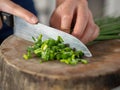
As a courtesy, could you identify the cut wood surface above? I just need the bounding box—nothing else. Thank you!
[0,35,120,90]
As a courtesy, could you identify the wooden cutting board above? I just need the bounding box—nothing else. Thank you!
[0,35,120,90]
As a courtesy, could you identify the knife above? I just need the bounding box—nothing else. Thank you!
[0,12,92,57]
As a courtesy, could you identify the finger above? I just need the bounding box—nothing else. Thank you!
[81,25,99,44]
[50,12,73,33]
[80,11,99,44]
[72,6,89,38]
[50,11,61,29]
[61,14,73,33]
[50,3,74,33]
[0,18,2,29]
[80,23,96,44]
[1,1,38,24]
[60,2,75,33]
[88,11,99,42]
[90,25,99,42]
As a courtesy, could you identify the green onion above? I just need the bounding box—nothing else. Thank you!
[95,35,120,41]
[88,17,120,45]
[23,34,87,65]
[80,59,88,64]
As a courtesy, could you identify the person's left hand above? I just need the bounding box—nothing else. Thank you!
[50,0,99,44]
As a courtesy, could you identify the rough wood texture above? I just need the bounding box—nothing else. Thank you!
[0,35,120,90]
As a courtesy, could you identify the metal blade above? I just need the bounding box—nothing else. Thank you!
[14,16,92,57]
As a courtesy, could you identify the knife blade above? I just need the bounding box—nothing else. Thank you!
[0,11,92,57]
[14,16,92,57]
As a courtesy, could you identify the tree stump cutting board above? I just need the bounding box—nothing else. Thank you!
[0,35,120,90]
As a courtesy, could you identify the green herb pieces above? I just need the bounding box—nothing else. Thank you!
[23,34,87,65]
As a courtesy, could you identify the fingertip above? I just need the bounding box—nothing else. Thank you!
[30,16,39,24]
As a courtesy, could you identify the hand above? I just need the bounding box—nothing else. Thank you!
[50,0,99,44]
[0,0,38,29]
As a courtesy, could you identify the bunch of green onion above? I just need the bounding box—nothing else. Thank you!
[23,34,88,65]
[95,17,120,40]
[88,17,120,45]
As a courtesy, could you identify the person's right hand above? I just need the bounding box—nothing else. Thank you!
[50,0,99,44]
[0,0,38,29]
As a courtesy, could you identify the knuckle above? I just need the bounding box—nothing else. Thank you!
[62,14,73,21]
[61,14,73,30]
[72,31,81,39]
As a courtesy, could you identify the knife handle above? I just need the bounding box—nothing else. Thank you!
[0,12,14,28]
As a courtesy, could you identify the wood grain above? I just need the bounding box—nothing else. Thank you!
[0,35,120,90]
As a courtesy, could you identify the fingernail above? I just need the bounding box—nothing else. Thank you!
[31,16,38,24]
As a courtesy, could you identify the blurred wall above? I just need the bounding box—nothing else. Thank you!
[33,0,105,24]
[104,0,120,17]
[88,0,120,17]
[33,0,55,25]
[88,0,105,18]
[33,0,120,24]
